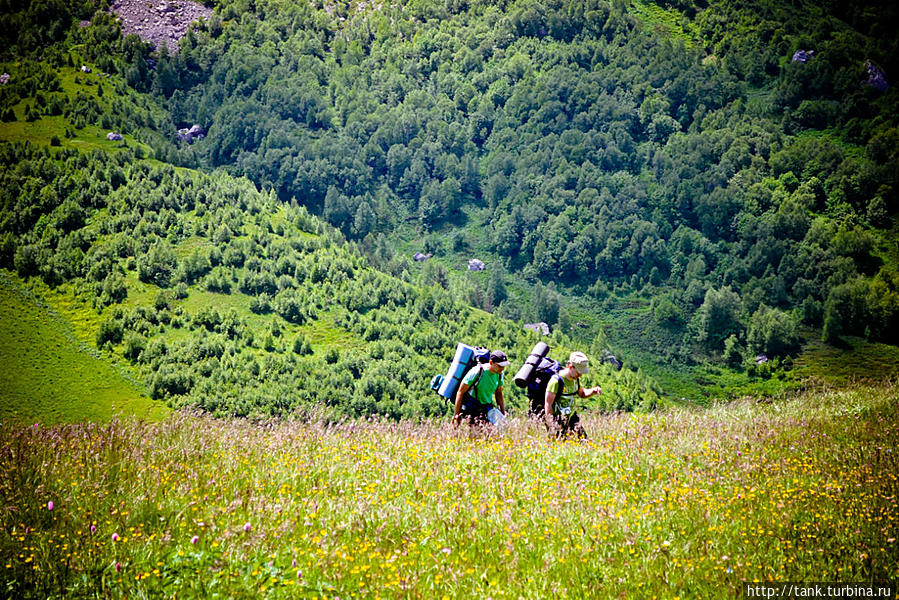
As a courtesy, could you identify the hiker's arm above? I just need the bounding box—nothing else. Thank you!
[453,382,470,427]
[578,385,601,398]
[495,385,505,415]
[544,390,556,428]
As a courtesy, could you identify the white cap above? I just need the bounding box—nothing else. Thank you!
[569,351,590,375]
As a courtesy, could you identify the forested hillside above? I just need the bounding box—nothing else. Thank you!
[0,140,660,418]
[146,0,898,359]
[2,0,898,414]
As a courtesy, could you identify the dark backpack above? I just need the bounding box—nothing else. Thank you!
[526,357,563,416]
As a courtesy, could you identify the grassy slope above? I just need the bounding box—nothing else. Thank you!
[631,0,704,50]
[0,273,168,424]
[792,336,899,385]
[0,55,369,422]
[0,58,165,424]
[1,383,896,598]
[0,55,157,156]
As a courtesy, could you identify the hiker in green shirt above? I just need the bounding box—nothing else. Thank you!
[544,351,601,439]
[452,350,509,428]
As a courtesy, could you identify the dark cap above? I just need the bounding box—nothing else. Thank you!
[490,350,510,367]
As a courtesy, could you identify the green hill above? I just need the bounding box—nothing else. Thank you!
[1,0,899,421]
[0,140,664,421]
[0,272,166,424]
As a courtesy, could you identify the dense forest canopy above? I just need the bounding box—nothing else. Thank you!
[1,0,898,414]
[157,0,899,348]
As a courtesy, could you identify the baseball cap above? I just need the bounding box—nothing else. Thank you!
[569,351,590,375]
[489,350,510,367]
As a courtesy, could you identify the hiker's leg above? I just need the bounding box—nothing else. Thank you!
[467,402,490,429]
[527,390,544,419]
[551,415,567,439]
[570,413,587,439]
[459,397,478,427]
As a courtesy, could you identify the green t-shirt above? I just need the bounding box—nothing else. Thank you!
[463,365,503,406]
[547,373,580,415]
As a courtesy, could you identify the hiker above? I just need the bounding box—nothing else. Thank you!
[452,350,509,428]
[544,351,601,439]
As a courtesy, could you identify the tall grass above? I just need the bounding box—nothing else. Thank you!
[2,384,897,598]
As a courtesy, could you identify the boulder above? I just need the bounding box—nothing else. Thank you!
[0,73,9,85]
[468,258,486,271]
[176,124,205,143]
[106,132,123,141]
[413,252,432,262]
[602,351,623,371]
[80,65,92,73]
[791,49,814,63]
[524,322,550,336]
[865,60,888,92]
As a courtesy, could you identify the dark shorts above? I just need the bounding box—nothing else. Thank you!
[548,411,587,439]
[459,396,492,425]
[526,388,545,418]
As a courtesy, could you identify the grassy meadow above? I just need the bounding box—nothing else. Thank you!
[0,274,167,425]
[2,384,897,599]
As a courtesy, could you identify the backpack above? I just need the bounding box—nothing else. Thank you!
[526,357,564,416]
[431,343,490,403]
[430,364,486,402]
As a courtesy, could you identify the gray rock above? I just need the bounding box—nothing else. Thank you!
[176,124,205,143]
[865,60,888,92]
[524,322,550,336]
[791,49,814,63]
[106,132,123,141]
[468,258,486,271]
[110,0,212,53]
[602,351,622,371]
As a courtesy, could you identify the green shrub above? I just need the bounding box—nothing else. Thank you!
[292,335,313,355]
[96,318,123,347]
[122,332,146,362]
[747,305,800,357]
